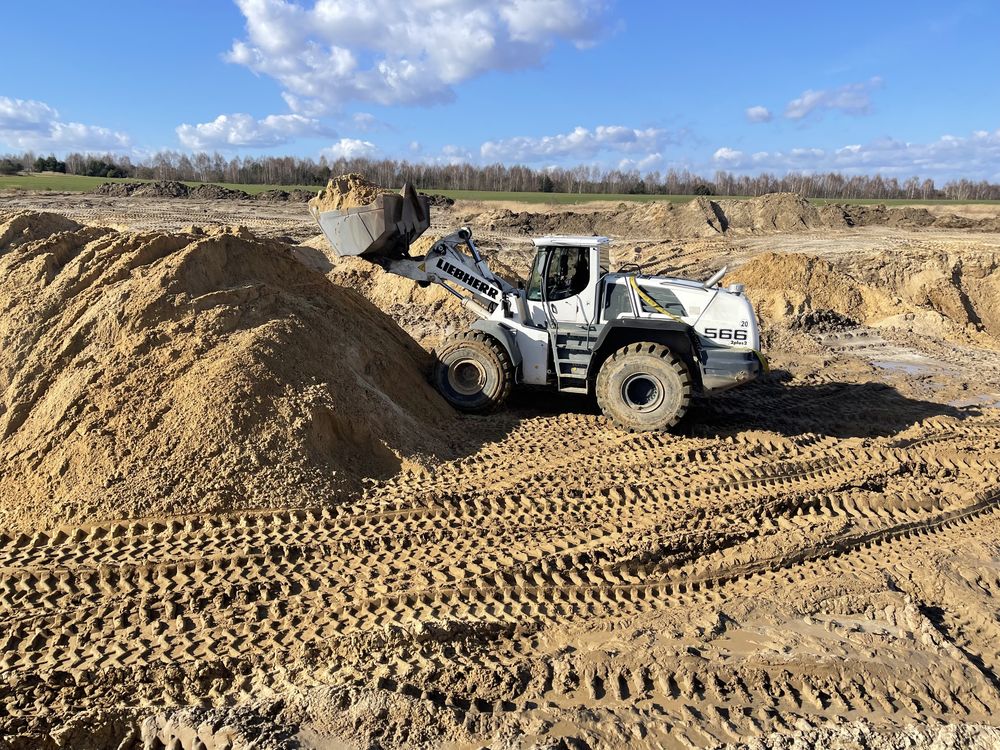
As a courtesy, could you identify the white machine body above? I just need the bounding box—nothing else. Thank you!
[313,190,765,399]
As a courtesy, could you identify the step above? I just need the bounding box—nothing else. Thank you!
[555,351,590,364]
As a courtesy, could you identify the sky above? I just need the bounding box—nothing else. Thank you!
[1,0,999,181]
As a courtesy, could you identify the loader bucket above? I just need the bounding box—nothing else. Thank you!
[310,182,431,260]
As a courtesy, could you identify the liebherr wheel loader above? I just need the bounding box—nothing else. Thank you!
[311,183,766,432]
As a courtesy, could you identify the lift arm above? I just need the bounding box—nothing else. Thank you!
[380,228,515,319]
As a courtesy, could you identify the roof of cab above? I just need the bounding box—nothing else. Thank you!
[531,235,610,248]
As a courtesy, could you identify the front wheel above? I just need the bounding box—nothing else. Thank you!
[596,342,692,432]
[432,331,513,413]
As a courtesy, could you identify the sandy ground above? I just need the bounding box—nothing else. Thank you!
[2,190,1000,749]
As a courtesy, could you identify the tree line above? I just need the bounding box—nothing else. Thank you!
[3,149,1000,201]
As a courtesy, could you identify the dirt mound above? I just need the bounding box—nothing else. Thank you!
[0,210,80,249]
[93,181,192,198]
[188,184,251,201]
[255,188,315,203]
[624,197,725,237]
[731,250,1000,344]
[473,207,599,236]
[0,212,453,531]
[309,173,392,213]
[730,253,885,329]
[717,192,826,232]
[886,206,936,227]
[295,234,472,348]
[421,193,455,208]
[462,193,853,239]
[94,182,257,201]
[462,193,997,241]
[933,213,978,229]
[92,181,141,197]
[132,181,190,198]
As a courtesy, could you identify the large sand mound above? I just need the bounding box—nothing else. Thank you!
[0,211,453,531]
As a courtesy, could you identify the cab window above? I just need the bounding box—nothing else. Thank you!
[527,247,590,302]
[526,251,547,301]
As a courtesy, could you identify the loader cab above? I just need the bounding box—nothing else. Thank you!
[525,236,610,326]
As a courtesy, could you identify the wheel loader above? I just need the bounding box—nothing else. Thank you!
[311,184,766,432]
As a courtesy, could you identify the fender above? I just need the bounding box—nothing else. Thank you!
[592,318,693,354]
[590,318,700,387]
[470,320,523,370]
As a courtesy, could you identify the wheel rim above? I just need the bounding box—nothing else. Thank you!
[448,358,487,396]
[621,373,665,413]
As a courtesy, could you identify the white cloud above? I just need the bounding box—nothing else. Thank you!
[408,143,474,166]
[349,112,384,132]
[481,125,674,163]
[711,127,1000,180]
[175,112,332,149]
[439,144,473,164]
[321,137,378,160]
[784,76,883,120]
[712,147,744,163]
[745,105,772,123]
[618,153,663,172]
[226,0,612,113]
[0,96,130,152]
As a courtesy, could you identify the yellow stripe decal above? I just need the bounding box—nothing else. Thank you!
[629,276,684,322]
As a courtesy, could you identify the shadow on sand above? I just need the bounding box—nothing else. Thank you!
[488,369,971,441]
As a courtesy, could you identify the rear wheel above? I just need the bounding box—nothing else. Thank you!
[432,331,513,413]
[596,342,691,432]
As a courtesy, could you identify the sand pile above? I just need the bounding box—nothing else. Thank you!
[0,211,453,531]
[463,193,999,240]
[0,210,80,248]
[855,250,1000,338]
[730,250,1000,344]
[465,193,837,239]
[729,253,885,328]
[623,196,725,237]
[309,173,392,213]
[295,234,472,348]
[717,192,827,232]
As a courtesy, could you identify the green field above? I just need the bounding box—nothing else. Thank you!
[0,173,322,195]
[1,173,998,205]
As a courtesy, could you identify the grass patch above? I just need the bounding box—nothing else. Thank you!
[0,173,322,195]
[2,173,999,205]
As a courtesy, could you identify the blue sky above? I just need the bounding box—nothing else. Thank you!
[1,0,999,180]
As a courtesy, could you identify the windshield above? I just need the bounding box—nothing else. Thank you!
[526,247,590,302]
[526,251,547,301]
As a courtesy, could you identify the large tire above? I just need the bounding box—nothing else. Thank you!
[432,331,513,413]
[595,342,692,432]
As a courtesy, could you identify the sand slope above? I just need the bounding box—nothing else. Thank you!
[0,212,452,530]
